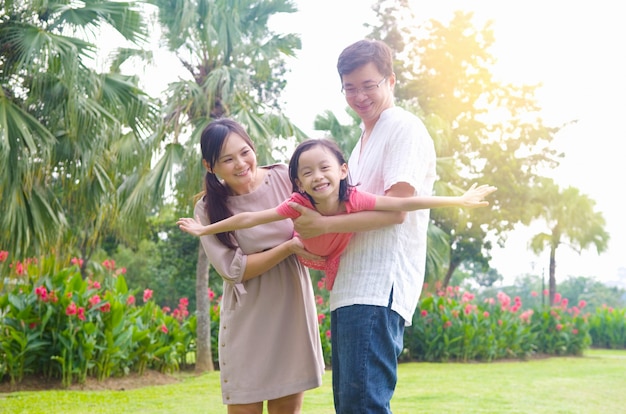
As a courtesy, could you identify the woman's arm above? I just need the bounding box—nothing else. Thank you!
[177,208,285,237]
[374,183,497,211]
[241,237,317,280]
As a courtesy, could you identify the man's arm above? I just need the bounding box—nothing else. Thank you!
[292,182,415,239]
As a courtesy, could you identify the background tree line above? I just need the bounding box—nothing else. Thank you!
[1,0,615,372]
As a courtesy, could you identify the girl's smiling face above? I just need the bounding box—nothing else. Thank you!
[295,145,348,204]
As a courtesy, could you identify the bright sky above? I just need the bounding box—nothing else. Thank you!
[270,0,626,287]
[133,1,625,287]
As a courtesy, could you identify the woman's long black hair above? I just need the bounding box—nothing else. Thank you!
[200,118,256,249]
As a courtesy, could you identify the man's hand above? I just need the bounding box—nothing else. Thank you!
[291,203,326,239]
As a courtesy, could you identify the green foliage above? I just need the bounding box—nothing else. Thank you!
[589,306,626,349]
[0,254,197,387]
[0,0,159,258]
[404,286,591,362]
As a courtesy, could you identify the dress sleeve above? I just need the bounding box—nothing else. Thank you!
[195,200,247,285]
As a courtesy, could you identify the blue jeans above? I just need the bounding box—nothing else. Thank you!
[330,295,405,413]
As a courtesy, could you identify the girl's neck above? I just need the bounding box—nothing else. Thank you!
[313,197,346,216]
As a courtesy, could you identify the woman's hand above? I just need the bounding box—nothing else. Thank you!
[288,235,325,262]
[176,216,208,237]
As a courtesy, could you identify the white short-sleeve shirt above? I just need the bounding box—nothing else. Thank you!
[329,106,437,326]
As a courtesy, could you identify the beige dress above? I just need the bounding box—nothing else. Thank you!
[196,164,325,405]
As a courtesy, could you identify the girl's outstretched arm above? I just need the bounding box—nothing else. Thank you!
[177,208,286,237]
[373,183,497,212]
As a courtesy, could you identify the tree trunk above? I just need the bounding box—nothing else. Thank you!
[548,246,557,306]
[442,261,459,289]
[194,242,214,372]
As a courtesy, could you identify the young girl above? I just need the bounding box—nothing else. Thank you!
[178,138,496,290]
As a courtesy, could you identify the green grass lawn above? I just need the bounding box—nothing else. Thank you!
[2,349,624,413]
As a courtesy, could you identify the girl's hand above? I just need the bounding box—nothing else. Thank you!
[176,216,208,237]
[460,183,498,208]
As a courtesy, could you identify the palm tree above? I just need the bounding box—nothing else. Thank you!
[144,0,306,372]
[0,0,157,265]
[529,178,610,305]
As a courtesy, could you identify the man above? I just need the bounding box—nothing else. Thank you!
[293,39,436,413]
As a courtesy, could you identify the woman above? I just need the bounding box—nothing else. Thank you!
[193,118,325,413]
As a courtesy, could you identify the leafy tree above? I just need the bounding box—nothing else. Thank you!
[557,276,626,313]
[146,0,306,372]
[0,0,158,266]
[529,178,610,305]
[362,2,562,286]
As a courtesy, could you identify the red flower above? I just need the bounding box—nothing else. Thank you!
[162,306,171,314]
[443,320,452,329]
[160,324,169,334]
[520,310,534,323]
[179,297,189,307]
[0,250,8,262]
[578,299,587,309]
[70,257,84,267]
[315,295,324,305]
[208,288,215,301]
[88,295,101,308]
[464,304,473,315]
[127,295,136,305]
[318,314,325,323]
[66,302,78,316]
[483,311,490,318]
[102,259,116,270]
[461,292,475,303]
[325,330,331,338]
[35,286,48,301]
[556,324,563,331]
[143,289,153,302]
[77,307,86,321]
[420,310,428,317]
[100,302,111,313]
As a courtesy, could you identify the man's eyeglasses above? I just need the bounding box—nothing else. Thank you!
[341,77,387,97]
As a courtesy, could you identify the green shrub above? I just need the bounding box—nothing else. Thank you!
[0,253,196,387]
[588,305,626,348]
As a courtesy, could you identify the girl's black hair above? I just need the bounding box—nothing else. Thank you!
[288,138,353,206]
[200,118,256,249]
